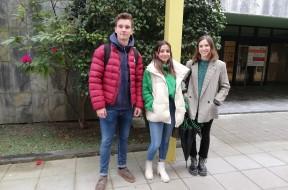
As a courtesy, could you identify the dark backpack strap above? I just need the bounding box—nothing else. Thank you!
[132,47,139,65]
[104,44,138,66]
[103,43,111,67]
[182,70,191,94]
[185,70,192,87]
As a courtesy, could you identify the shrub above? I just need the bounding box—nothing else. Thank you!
[1,0,225,127]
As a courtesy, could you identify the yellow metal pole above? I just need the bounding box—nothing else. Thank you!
[164,0,184,62]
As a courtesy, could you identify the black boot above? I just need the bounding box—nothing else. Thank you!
[198,157,207,176]
[188,157,198,176]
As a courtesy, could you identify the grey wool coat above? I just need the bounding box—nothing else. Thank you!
[185,59,230,123]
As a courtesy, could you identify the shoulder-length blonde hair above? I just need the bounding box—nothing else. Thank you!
[153,40,175,76]
[192,35,219,62]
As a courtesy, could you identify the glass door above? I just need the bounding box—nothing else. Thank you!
[235,45,268,85]
[235,45,248,84]
[223,41,236,82]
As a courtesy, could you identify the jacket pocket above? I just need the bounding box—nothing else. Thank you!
[209,100,218,116]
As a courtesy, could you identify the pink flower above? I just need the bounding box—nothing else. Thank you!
[20,54,32,64]
[51,47,58,53]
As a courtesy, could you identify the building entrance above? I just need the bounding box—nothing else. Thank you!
[222,41,268,85]
[236,45,267,85]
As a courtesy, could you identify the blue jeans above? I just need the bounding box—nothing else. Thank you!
[99,109,133,176]
[146,98,175,161]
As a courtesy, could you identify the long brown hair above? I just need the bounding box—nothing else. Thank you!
[192,35,219,62]
[153,40,175,76]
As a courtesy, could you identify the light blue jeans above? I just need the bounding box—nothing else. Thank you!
[146,98,175,161]
[99,108,133,176]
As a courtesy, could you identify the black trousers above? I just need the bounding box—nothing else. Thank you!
[190,119,213,159]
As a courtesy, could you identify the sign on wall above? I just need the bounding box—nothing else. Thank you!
[247,46,267,67]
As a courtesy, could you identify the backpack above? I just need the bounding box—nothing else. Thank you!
[103,43,139,66]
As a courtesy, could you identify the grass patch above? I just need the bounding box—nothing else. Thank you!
[0,119,149,157]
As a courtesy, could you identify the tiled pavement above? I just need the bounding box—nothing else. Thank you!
[1,112,288,190]
[219,85,288,114]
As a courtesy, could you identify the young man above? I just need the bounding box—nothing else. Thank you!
[89,13,143,190]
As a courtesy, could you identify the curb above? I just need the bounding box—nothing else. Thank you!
[219,110,288,115]
[0,142,182,165]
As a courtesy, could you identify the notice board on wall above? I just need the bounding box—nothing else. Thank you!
[247,46,267,67]
[244,46,268,86]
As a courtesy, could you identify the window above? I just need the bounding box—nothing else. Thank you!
[221,26,239,36]
[240,27,255,37]
[223,41,236,81]
[273,29,288,39]
[258,28,271,37]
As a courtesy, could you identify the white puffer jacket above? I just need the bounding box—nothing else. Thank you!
[145,60,189,127]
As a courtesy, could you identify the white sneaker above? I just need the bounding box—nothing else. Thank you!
[145,160,153,180]
[157,161,170,183]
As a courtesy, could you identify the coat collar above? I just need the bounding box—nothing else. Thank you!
[147,59,189,79]
[147,59,189,87]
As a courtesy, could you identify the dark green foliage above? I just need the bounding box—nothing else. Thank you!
[74,0,165,65]
[1,0,225,127]
[182,0,227,62]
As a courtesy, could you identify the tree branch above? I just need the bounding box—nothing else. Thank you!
[49,0,57,17]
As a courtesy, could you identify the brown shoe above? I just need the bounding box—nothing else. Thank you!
[118,168,136,183]
[95,176,108,190]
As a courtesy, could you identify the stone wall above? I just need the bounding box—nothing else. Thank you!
[0,0,94,124]
[221,0,288,18]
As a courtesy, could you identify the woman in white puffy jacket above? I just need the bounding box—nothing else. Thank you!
[142,40,189,182]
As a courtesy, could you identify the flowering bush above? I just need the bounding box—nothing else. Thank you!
[1,0,225,128]
[21,54,32,64]
[50,47,58,54]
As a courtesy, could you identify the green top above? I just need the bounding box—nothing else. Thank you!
[142,64,176,111]
[163,64,176,99]
[142,70,153,111]
[198,60,209,96]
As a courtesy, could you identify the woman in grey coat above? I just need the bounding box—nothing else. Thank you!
[186,35,230,176]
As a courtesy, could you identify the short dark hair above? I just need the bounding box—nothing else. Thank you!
[115,12,134,28]
[192,35,219,62]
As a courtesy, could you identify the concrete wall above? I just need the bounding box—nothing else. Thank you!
[0,0,93,124]
[221,0,288,18]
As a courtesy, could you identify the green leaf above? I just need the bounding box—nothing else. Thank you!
[1,37,17,45]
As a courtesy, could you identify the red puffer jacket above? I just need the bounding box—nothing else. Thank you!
[89,44,144,110]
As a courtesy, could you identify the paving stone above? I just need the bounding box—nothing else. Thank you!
[183,176,225,190]
[248,153,286,167]
[214,171,261,190]
[206,157,236,174]
[0,164,10,180]
[114,183,150,190]
[269,166,288,182]
[243,168,288,189]
[40,159,76,177]
[149,179,187,190]
[0,178,38,190]
[2,162,42,181]
[224,155,262,170]
[37,174,74,190]
[230,143,264,155]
